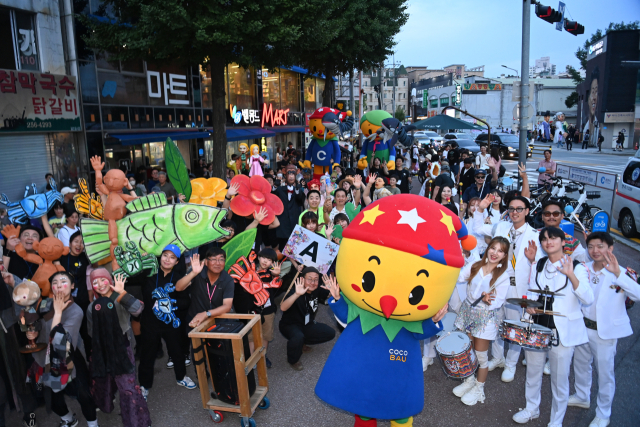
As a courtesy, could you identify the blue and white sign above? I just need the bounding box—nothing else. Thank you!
[556,1,566,31]
[569,167,598,186]
[592,211,609,232]
[556,163,618,191]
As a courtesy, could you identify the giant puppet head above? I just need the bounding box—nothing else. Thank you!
[335,194,476,322]
[308,107,352,141]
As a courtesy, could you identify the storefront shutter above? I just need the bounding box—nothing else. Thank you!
[0,134,52,201]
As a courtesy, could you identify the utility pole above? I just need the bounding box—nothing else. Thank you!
[378,63,383,110]
[518,0,531,168]
[349,69,355,131]
[392,53,396,117]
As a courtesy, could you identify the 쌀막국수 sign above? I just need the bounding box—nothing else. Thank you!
[283,225,339,275]
[0,68,81,133]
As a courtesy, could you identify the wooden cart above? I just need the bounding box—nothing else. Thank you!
[189,313,269,427]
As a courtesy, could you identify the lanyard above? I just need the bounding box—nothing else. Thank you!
[207,281,217,305]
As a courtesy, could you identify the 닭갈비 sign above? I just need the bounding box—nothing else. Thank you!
[283,225,339,274]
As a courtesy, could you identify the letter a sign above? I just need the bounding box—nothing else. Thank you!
[282,225,340,274]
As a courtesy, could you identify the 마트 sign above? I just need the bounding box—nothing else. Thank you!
[147,71,189,105]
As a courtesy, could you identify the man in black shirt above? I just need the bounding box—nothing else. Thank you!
[394,157,411,194]
[458,157,476,197]
[2,225,42,281]
[139,244,196,400]
[179,248,234,328]
[432,164,455,201]
[279,267,335,371]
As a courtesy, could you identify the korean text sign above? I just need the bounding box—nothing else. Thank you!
[0,68,81,133]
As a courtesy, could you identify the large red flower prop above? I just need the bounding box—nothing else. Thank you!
[229,175,283,225]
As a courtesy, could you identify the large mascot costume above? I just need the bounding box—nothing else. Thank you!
[358,110,394,170]
[301,107,354,180]
[315,195,476,427]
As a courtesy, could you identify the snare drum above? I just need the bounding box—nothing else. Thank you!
[499,320,553,350]
[435,331,477,379]
[436,312,458,337]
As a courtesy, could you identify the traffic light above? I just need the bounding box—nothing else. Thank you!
[373,85,380,94]
[564,20,585,36]
[535,4,562,24]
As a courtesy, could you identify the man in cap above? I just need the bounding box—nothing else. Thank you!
[60,186,77,214]
[461,166,498,204]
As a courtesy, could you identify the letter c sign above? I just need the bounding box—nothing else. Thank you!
[317,150,327,161]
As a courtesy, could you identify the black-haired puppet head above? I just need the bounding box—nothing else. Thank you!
[91,297,135,378]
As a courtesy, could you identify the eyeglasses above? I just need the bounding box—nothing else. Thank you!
[508,207,526,213]
[305,278,319,283]
[475,176,486,180]
[206,258,225,264]
[542,211,562,218]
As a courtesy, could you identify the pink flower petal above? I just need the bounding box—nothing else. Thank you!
[250,175,271,195]
[264,193,284,215]
[230,195,255,217]
[231,174,251,197]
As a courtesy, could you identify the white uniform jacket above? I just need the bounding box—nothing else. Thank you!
[472,211,544,297]
[581,262,640,340]
[521,260,594,347]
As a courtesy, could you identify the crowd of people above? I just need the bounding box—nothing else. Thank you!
[1,136,638,427]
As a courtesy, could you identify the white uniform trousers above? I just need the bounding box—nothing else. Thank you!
[491,297,523,367]
[524,342,575,425]
[573,328,617,419]
[424,335,438,358]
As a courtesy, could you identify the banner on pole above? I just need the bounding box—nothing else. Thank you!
[282,225,339,274]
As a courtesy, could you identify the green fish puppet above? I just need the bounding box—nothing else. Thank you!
[81,193,229,263]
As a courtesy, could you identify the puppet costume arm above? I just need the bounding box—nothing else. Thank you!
[328,296,348,324]
[15,243,43,265]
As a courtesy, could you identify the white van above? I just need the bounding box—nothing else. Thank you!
[613,150,640,237]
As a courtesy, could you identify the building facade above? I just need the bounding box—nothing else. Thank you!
[0,0,87,201]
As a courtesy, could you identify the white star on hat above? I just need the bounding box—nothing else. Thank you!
[397,208,426,231]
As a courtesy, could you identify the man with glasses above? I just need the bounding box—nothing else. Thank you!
[539,199,587,262]
[461,166,499,204]
[473,195,544,383]
[279,267,335,371]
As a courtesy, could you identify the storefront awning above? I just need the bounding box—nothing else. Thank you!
[226,128,276,142]
[267,126,305,133]
[107,131,211,145]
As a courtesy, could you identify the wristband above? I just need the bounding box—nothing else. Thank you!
[225,195,232,200]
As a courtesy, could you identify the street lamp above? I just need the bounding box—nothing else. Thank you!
[501,65,519,77]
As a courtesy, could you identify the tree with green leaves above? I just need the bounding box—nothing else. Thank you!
[394,106,405,123]
[80,0,325,179]
[565,21,639,108]
[295,0,408,107]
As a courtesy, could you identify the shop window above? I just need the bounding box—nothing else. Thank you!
[130,107,154,129]
[0,7,39,70]
[84,105,101,131]
[280,69,300,111]
[98,72,147,105]
[304,76,317,113]
[228,64,256,110]
[79,61,99,103]
[194,110,204,127]
[316,78,325,109]
[200,65,212,108]
[262,68,280,108]
[203,109,213,127]
[102,106,129,130]
[175,108,194,127]
[148,142,165,167]
[48,133,81,187]
[86,131,105,162]
[192,76,201,108]
[154,107,175,128]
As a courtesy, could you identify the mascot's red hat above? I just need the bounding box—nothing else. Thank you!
[309,107,348,122]
[343,194,476,268]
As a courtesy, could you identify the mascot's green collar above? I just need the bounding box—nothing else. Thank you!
[313,137,336,147]
[343,293,424,342]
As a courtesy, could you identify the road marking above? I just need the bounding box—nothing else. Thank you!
[611,228,640,244]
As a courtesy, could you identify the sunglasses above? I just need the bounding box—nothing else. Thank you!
[542,211,562,218]
[508,207,526,213]
[476,176,486,180]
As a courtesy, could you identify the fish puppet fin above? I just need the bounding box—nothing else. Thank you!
[126,193,167,213]
[80,218,110,263]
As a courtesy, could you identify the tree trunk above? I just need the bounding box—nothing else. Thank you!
[322,63,334,107]
[210,56,228,179]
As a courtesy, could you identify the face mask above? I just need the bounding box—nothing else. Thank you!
[130,180,136,186]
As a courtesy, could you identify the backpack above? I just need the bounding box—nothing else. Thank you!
[598,134,604,143]
[499,164,506,178]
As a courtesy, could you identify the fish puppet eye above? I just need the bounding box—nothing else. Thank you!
[408,286,425,305]
[361,271,375,292]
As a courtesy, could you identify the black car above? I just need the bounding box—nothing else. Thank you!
[446,139,481,155]
[474,133,532,159]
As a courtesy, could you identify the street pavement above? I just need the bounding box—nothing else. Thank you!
[6,168,640,427]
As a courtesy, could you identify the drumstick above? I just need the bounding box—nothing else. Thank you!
[470,284,498,307]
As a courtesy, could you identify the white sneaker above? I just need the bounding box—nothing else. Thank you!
[453,376,476,397]
[543,360,551,375]
[461,383,485,406]
[422,356,433,372]
[588,417,610,427]
[177,376,197,390]
[512,408,540,424]
[487,358,505,371]
[567,394,590,409]
[140,386,149,401]
[501,365,516,382]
